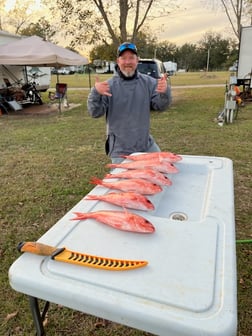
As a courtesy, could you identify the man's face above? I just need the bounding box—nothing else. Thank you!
[117,50,139,77]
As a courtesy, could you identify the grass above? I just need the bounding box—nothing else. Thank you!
[0,72,251,335]
[49,71,230,89]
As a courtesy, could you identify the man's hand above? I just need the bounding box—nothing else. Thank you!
[156,75,168,93]
[95,76,112,96]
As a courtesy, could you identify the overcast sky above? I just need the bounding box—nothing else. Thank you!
[154,0,232,45]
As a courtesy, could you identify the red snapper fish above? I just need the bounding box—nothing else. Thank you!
[71,210,155,233]
[84,191,155,211]
[90,177,162,195]
[104,168,172,186]
[106,159,179,174]
[122,152,182,162]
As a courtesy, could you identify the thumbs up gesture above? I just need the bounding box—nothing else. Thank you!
[94,76,112,96]
[156,74,168,93]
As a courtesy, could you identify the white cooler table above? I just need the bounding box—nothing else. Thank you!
[9,155,237,336]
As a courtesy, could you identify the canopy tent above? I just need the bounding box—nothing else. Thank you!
[0,36,89,112]
[0,35,88,67]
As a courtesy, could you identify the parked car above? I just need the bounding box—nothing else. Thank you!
[137,59,167,79]
[51,67,75,75]
[57,67,71,75]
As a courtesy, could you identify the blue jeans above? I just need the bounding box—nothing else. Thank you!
[111,140,161,164]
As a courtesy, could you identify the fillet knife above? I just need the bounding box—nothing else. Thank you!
[18,242,148,271]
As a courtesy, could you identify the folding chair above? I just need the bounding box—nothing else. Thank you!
[48,83,69,111]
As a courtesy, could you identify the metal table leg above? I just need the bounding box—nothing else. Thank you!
[29,296,50,336]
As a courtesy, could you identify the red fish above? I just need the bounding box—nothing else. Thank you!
[107,159,178,174]
[84,192,155,211]
[104,168,172,186]
[90,177,162,195]
[122,152,182,162]
[71,210,155,233]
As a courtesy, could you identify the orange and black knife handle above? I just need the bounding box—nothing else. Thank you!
[18,241,64,258]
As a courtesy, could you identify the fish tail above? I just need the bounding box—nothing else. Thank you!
[84,195,100,200]
[104,173,113,179]
[71,212,90,220]
[90,177,103,185]
[106,163,115,168]
[122,207,130,214]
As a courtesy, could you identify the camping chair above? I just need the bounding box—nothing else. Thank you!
[48,83,69,110]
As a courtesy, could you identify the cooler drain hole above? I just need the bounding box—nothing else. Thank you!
[170,212,188,221]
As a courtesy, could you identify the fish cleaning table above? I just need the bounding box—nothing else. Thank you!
[9,155,237,336]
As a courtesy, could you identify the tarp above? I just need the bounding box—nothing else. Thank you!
[0,35,88,67]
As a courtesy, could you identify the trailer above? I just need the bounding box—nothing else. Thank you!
[163,61,177,75]
[236,26,252,101]
[93,60,115,74]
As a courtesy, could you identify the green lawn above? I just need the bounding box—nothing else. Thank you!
[49,70,230,89]
[0,72,251,335]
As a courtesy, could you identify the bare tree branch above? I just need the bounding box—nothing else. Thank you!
[92,0,119,44]
[220,0,252,40]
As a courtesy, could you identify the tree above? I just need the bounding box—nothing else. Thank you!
[20,18,57,41]
[219,0,252,40]
[0,0,50,35]
[50,0,179,49]
[89,31,157,61]
[154,41,177,61]
[174,43,199,71]
[198,32,233,70]
[0,0,5,31]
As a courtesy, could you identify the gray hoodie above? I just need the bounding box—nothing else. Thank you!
[87,71,171,158]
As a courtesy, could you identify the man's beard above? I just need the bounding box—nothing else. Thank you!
[120,69,135,77]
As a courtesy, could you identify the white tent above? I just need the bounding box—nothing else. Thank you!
[0,35,88,67]
[0,36,89,112]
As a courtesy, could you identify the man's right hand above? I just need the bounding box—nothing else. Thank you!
[95,76,112,96]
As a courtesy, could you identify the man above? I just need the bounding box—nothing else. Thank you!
[87,42,172,163]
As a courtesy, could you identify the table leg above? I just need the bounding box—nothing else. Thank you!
[29,296,50,336]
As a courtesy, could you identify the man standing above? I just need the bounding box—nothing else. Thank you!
[87,42,172,163]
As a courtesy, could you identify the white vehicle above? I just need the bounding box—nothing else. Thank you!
[163,61,177,75]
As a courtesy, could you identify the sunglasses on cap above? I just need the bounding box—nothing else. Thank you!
[117,42,138,56]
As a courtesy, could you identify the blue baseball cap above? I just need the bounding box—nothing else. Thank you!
[117,42,138,57]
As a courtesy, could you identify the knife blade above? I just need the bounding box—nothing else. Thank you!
[18,242,148,271]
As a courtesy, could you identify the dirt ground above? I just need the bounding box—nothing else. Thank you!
[1,102,80,116]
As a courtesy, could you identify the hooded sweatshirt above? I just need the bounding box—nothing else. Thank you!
[87,70,171,158]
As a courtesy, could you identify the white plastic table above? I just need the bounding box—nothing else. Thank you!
[9,155,237,336]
